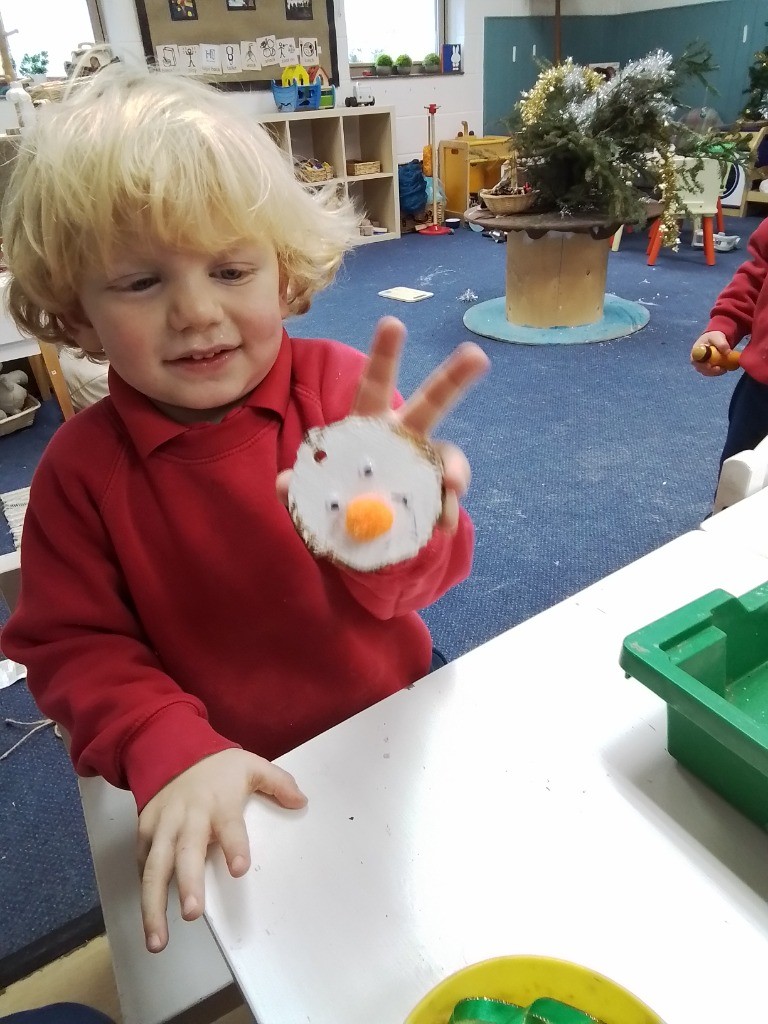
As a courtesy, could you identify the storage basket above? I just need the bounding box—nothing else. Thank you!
[0,395,40,437]
[297,162,335,183]
[346,159,381,176]
[479,188,537,215]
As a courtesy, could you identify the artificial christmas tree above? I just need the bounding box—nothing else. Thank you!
[741,45,768,122]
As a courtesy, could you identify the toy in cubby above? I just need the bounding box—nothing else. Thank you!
[271,64,321,112]
[0,364,30,420]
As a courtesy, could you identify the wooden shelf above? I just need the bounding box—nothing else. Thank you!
[258,106,400,244]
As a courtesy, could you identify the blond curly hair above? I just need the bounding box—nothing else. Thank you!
[1,64,360,350]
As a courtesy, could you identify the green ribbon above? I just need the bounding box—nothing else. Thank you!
[449,996,600,1024]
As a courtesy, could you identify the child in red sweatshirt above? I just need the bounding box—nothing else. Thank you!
[0,66,488,954]
[690,216,768,466]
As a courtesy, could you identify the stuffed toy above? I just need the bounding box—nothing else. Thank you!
[0,364,30,420]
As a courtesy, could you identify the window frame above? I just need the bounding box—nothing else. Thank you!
[346,0,444,75]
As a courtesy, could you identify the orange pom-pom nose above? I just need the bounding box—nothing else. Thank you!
[345,493,394,542]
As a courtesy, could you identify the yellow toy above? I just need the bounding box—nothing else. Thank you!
[281,64,309,86]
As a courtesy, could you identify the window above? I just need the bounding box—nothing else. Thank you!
[0,0,102,79]
[345,0,441,64]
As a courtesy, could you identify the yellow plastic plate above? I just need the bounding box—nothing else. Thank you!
[404,956,665,1024]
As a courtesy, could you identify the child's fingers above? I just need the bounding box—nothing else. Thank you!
[438,488,460,533]
[139,831,176,952]
[435,441,471,497]
[351,316,406,418]
[276,469,292,507]
[398,343,489,437]
[251,758,308,809]
[173,811,212,921]
[214,811,252,878]
[434,443,471,533]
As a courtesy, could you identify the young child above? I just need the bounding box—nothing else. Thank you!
[0,66,488,954]
[690,216,768,467]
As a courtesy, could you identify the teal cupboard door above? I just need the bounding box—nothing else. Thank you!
[484,16,553,136]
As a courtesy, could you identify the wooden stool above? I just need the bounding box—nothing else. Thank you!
[24,342,76,421]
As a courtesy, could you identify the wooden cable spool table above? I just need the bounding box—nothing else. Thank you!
[463,202,661,344]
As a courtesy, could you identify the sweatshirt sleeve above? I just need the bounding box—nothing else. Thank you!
[307,340,476,618]
[334,509,474,620]
[706,218,768,345]
[0,449,238,811]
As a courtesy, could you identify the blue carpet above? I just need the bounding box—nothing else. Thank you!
[0,216,759,984]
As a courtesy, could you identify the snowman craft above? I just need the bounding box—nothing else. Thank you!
[288,417,443,572]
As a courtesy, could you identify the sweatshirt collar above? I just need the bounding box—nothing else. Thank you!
[108,328,292,458]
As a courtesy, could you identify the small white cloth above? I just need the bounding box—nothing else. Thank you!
[0,485,29,549]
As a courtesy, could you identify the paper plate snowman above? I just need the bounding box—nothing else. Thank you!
[288,416,444,572]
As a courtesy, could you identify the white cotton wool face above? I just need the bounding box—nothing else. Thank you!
[288,416,443,572]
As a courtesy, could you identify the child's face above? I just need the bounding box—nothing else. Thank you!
[67,237,288,423]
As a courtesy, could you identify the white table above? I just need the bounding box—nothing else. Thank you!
[200,530,768,1024]
[700,484,768,558]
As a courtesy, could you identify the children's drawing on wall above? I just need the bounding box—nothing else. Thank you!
[201,44,223,73]
[222,43,243,71]
[226,0,257,8]
[241,41,261,70]
[180,44,201,71]
[258,35,278,65]
[286,0,313,20]
[277,37,299,65]
[158,45,179,68]
[299,37,318,63]
[168,0,198,20]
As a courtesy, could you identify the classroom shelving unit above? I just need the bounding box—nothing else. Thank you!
[258,105,401,244]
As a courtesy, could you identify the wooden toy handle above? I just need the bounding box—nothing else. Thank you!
[691,343,741,370]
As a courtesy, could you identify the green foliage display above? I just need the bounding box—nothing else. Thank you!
[423,52,440,69]
[19,51,49,77]
[374,53,393,68]
[507,44,723,245]
[741,45,768,121]
[395,54,412,68]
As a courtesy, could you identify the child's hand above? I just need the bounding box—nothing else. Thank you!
[137,748,306,953]
[278,317,490,532]
[691,331,730,376]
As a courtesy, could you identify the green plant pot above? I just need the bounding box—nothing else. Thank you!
[375,65,392,76]
[396,66,412,75]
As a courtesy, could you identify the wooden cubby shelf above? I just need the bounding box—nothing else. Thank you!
[259,106,401,244]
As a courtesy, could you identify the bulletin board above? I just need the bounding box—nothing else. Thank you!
[133,0,339,89]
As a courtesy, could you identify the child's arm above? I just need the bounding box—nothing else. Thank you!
[3,458,307,953]
[138,748,305,953]
[690,330,731,377]
[705,218,768,346]
[279,318,489,617]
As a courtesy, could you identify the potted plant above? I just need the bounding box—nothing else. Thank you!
[507,44,721,247]
[374,53,393,77]
[422,52,440,74]
[19,51,49,82]
[395,54,412,76]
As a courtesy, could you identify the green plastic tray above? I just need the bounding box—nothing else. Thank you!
[620,581,768,830]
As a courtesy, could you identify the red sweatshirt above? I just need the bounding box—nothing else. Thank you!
[1,332,474,810]
[707,215,768,384]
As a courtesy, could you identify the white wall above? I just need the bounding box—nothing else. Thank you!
[79,0,725,161]
[614,0,722,9]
